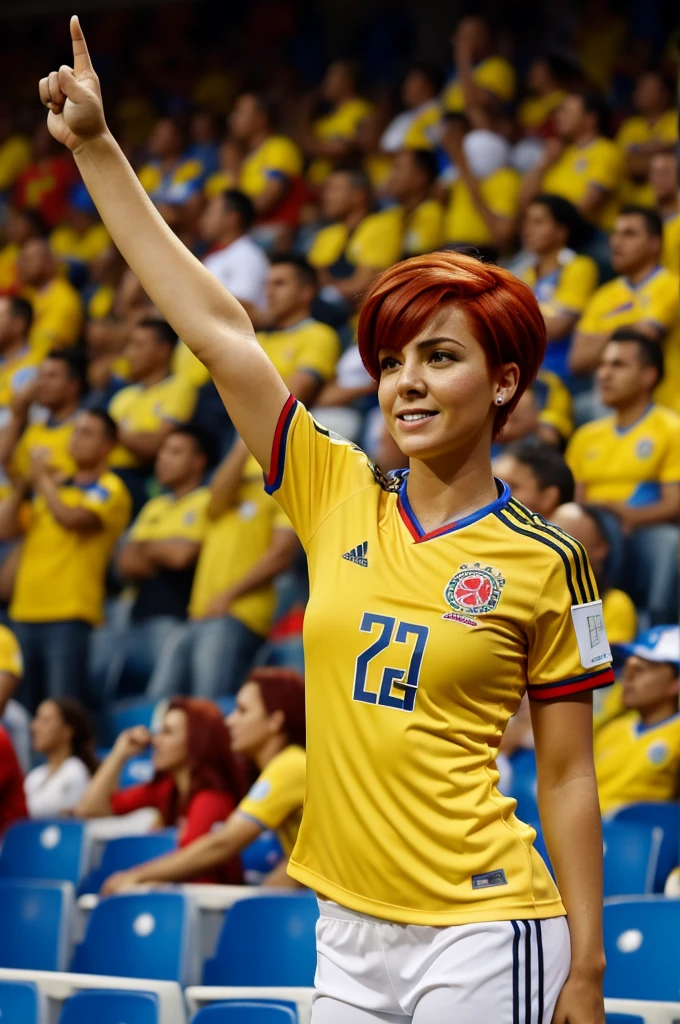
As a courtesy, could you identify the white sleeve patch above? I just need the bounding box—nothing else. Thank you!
[570,600,613,669]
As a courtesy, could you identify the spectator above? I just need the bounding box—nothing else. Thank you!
[0,207,46,297]
[383,149,444,257]
[199,189,269,318]
[0,297,40,419]
[0,109,30,194]
[49,183,111,271]
[594,625,680,814]
[147,439,299,699]
[112,426,212,690]
[24,698,98,817]
[77,697,245,885]
[14,123,77,229]
[380,63,443,153]
[567,330,680,623]
[0,723,27,835]
[228,93,304,227]
[518,195,598,381]
[569,207,679,376]
[616,71,677,207]
[137,116,205,208]
[441,120,520,259]
[2,410,131,709]
[2,348,85,485]
[18,237,83,355]
[518,54,578,137]
[442,16,516,113]
[494,370,573,450]
[257,256,340,406]
[521,90,623,231]
[493,440,575,519]
[108,319,196,513]
[101,668,306,893]
[308,169,402,306]
[649,148,679,274]
[303,60,372,186]
[549,503,637,644]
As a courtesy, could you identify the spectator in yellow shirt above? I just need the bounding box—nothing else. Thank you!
[302,60,372,186]
[649,149,680,274]
[442,16,516,113]
[383,149,444,258]
[108,319,197,514]
[18,238,83,356]
[137,116,205,208]
[569,207,679,377]
[594,626,680,815]
[308,168,402,307]
[0,298,41,420]
[521,91,623,232]
[616,71,677,207]
[0,410,130,709]
[518,54,577,136]
[49,183,111,272]
[0,208,46,298]
[380,64,443,153]
[147,439,299,699]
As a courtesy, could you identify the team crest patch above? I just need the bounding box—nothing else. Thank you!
[444,563,506,617]
[647,741,669,766]
[636,439,654,458]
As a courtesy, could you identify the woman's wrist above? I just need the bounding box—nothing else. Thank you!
[569,953,606,979]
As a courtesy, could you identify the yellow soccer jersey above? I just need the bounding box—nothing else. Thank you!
[129,487,210,543]
[0,135,30,192]
[108,376,197,469]
[309,99,373,186]
[616,111,678,153]
[240,136,303,199]
[50,223,111,265]
[518,90,566,131]
[24,279,83,357]
[522,253,599,319]
[655,322,680,415]
[11,471,131,625]
[138,158,205,203]
[257,318,340,386]
[204,170,236,200]
[308,210,403,272]
[445,167,520,247]
[238,745,306,858]
[188,470,293,636]
[595,710,680,814]
[264,397,614,925]
[602,588,637,645]
[0,243,19,296]
[662,213,680,275]
[0,624,23,679]
[402,199,445,257]
[11,417,76,483]
[0,348,40,411]
[567,404,680,505]
[543,139,623,231]
[443,56,516,112]
[534,369,573,440]
[576,266,679,338]
[403,103,441,150]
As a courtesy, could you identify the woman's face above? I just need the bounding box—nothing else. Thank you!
[522,203,565,255]
[227,681,275,756]
[31,701,71,755]
[377,305,518,463]
[152,709,189,773]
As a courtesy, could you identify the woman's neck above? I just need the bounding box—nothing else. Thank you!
[47,744,72,774]
[172,765,191,804]
[536,248,561,279]
[252,735,287,773]
[405,439,498,534]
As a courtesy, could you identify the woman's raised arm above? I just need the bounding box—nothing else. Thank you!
[39,17,288,472]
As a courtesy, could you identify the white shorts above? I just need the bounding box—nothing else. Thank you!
[312,900,571,1023]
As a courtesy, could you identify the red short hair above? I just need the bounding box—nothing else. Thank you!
[247,667,306,749]
[357,250,547,434]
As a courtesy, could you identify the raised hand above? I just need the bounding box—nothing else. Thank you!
[38,16,107,152]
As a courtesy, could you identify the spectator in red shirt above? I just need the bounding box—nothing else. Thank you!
[14,123,78,229]
[0,724,28,835]
[76,697,245,883]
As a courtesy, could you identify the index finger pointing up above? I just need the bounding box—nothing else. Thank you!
[70,15,93,73]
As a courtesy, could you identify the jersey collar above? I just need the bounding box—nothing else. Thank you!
[634,710,680,736]
[624,265,662,291]
[397,474,511,542]
[614,403,654,436]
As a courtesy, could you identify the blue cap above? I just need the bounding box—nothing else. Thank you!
[613,625,680,667]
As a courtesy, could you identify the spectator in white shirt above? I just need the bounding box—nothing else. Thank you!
[380,63,443,153]
[198,189,269,318]
[25,698,99,817]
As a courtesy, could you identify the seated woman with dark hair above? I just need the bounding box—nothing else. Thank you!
[76,697,245,884]
[101,668,306,893]
[25,698,99,817]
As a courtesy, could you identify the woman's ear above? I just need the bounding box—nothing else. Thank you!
[269,709,286,735]
[498,362,521,403]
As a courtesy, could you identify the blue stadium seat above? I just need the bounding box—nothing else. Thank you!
[119,755,155,790]
[241,831,283,884]
[0,878,73,971]
[214,697,235,717]
[78,832,178,895]
[202,894,318,986]
[508,749,538,825]
[0,819,88,885]
[107,699,159,742]
[605,1016,645,1024]
[0,979,41,1024]
[59,989,159,1024]
[611,802,680,892]
[603,896,680,1000]
[192,1004,296,1023]
[603,822,662,897]
[71,892,193,983]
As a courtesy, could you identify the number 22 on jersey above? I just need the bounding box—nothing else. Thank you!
[353,612,430,712]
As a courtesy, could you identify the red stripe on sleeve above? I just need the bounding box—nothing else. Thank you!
[265,394,296,489]
[528,666,616,701]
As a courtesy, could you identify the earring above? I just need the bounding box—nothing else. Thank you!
[496,395,504,405]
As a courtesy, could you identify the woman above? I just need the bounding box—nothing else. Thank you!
[42,25,609,1023]
[101,667,306,894]
[76,697,245,884]
[520,194,599,381]
[25,698,98,817]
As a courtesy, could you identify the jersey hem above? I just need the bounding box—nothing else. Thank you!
[287,860,566,925]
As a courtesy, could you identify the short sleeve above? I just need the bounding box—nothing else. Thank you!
[659,420,680,483]
[352,214,403,269]
[644,279,680,332]
[588,144,623,192]
[296,324,341,381]
[158,379,197,424]
[576,288,608,335]
[565,428,586,482]
[554,257,599,314]
[80,476,132,532]
[110,781,163,817]
[0,626,23,678]
[486,171,521,218]
[180,790,236,847]
[238,747,306,832]
[263,137,303,180]
[526,553,615,701]
[264,397,378,547]
[475,57,516,102]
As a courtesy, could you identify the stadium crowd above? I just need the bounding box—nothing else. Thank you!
[0,0,678,890]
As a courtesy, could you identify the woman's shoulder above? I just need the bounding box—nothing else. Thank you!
[60,756,93,782]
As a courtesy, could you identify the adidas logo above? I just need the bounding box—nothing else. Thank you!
[342,541,368,567]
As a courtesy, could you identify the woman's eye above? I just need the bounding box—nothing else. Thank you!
[380,356,399,371]
[431,350,455,364]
